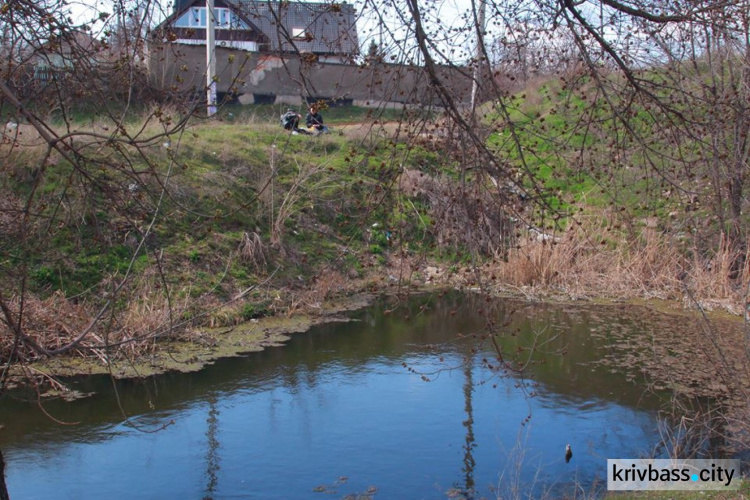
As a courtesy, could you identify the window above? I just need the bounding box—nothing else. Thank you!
[217,8,230,28]
[173,11,190,28]
[172,8,206,28]
[292,28,308,41]
[173,6,246,29]
[191,7,206,27]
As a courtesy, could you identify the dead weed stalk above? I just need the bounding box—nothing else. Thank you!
[239,231,267,270]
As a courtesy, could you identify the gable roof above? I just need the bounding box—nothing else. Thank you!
[34,30,104,69]
[231,1,358,55]
[161,0,359,56]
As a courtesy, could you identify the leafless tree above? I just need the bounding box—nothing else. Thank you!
[0,0,195,373]
[2,1,750,486]
[355,0,750,453]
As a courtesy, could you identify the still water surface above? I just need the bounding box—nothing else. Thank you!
[2,293,674,499]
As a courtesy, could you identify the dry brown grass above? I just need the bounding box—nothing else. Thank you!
[0,123,46,148]
[337,119,404,142]
[284,269,347,316]
[0,191,26,240]
[683,233,748,314]
[116,278,195,353]
[0,291,94,361]
[492,218,746,313]
[0,273,198,364]
[207,300,252,328]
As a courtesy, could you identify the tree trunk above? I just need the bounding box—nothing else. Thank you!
[0,449,10,500]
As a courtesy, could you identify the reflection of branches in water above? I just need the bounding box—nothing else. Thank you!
[410,297,566,380]
[204,395,220,500]
[614,280,750,457]
[402,302,563,399]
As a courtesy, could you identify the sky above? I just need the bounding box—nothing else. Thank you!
[64,0,483,59]
[61,0,625,67]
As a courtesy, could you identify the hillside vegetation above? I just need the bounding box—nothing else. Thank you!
[480,67,748,308]
[0,72,747,369]
[0,104,465,364]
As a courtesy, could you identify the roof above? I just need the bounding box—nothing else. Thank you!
[163,0,359,56]
[232,1,358,55]
[34,30,104,68]
[39,31,101,55]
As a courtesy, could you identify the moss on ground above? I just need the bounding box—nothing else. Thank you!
[604,479,750,499]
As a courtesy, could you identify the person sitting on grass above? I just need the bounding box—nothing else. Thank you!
[280,109,311,135]
[305,105,329,135]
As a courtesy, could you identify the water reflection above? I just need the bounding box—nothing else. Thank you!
[461,358,476,498]
[204,395,220,499]
[0,292,702,499]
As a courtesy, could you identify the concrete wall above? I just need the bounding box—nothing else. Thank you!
[148,43,474,108]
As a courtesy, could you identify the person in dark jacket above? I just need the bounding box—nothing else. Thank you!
[280,109,310,135]
[305,105,329,134]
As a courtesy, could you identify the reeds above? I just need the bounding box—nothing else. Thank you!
[493,217,746,313]
[0,275,195,364]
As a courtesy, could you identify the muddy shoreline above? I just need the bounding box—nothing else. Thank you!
[20,292,383,382]
[13,282,746,388]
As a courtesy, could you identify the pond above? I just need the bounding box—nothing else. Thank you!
[0,292,703,499]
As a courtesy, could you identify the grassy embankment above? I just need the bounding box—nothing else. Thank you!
[482,73,747,312]
[480,73,750,442]
[0,103,459,372]
[1,75,747,375]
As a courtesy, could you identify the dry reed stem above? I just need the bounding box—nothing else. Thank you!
[239,231,267,270]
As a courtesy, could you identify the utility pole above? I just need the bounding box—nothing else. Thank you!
[470,0,486,117]
[206,0,217,117]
